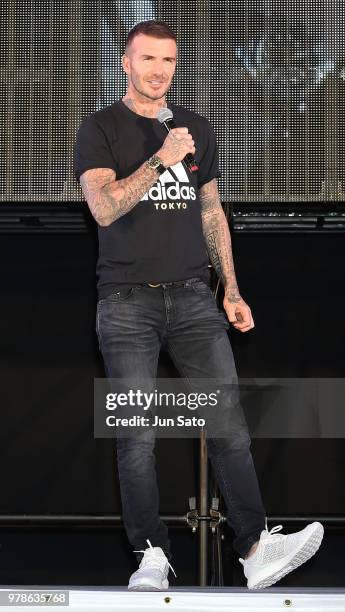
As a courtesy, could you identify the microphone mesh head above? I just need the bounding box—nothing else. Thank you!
[157,107,173,123]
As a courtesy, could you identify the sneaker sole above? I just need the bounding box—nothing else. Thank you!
[128,585,167,591]
[248,522,324,590]
[128,579,169,591]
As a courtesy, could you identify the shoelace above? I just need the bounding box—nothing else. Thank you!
[265,524,286,540]
[134,539,177,578]
[238,524,287,564]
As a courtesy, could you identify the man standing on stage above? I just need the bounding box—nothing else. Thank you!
[74,20,323,591]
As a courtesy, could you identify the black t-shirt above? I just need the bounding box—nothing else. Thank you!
[74,100,221,299]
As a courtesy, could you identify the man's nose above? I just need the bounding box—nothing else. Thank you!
[150,60,166,73]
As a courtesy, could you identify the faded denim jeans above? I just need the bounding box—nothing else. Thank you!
[96,277,266,562]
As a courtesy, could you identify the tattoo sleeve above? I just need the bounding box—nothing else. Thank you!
[79,162,161,226]
[199,179,242,303]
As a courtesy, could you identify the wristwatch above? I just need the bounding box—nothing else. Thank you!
[146,154,166,175]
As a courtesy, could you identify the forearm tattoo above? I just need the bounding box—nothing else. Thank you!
[80,163,160,226]
[199,179,241,303]
[101,164,160,224]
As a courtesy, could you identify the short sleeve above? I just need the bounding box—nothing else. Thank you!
[73,116,118,184]
[197,120,222,189]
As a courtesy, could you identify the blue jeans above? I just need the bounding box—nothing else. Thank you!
[96,277,266,562]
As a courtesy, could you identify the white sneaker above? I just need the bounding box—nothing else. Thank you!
[128,539,177,591]
[239,521,324,590]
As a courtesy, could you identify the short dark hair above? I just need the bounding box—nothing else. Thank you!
[125,20,177,53]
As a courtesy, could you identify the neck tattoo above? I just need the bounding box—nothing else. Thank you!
[122,96,167,118]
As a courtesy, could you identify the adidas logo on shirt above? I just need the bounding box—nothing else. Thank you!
[141,162,196,210]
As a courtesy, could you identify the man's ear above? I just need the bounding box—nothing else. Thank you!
[121,54,130,75]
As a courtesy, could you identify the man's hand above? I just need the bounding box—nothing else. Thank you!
[157,127,195,167]
[223,294,255,333]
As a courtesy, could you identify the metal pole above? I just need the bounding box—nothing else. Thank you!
[198,429,209,585]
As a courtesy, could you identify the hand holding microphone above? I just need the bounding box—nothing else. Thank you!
[156,108,199,173]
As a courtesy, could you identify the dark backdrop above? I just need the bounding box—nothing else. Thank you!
[1,227,344,517]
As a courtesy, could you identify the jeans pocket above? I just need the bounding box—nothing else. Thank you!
[98,285,142,305]
[190,280,213,296]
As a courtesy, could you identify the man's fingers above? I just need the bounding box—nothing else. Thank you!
[234,321,254,331]
[170,133,193,146]
[236,312,250,326]
[171,127,189,134]
[234,317,255,331]
[224,301,254,331]
[233,310,254,331]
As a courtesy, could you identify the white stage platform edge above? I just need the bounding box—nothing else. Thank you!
[0,587,345,611]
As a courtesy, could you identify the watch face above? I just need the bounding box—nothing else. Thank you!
[150,156,160,168]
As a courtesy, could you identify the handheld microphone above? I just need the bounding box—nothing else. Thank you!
[157,108,199,174]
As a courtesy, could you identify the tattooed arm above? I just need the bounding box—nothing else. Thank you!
[79,113,195,227]
[79,164,161,227]
[199,178,240,300]
[199,178,254,331]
